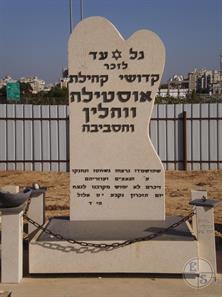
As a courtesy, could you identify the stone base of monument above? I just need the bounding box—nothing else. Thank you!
[29,216,198,274]
[28,191,220,277]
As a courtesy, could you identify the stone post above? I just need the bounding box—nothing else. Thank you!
[1,210,23,283]
[190,190,221,278]
[27,191,45,235]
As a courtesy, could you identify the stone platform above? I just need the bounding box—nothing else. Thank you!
[29,216,198,274]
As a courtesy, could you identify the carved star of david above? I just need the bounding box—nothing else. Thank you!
[112,49,122,60]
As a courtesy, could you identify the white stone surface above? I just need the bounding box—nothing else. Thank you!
[191,190,207,237]
[30,222,197,274]
[1,211,23,283]
[27,193,45,234]
[191,190,217,276]
[1,277,221,297]
[68,17,165,221]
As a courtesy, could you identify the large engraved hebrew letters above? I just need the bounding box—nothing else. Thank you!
[69,17,166,220]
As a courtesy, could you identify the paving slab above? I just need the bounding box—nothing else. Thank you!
[38,216,194,241]
[0,276,221,297]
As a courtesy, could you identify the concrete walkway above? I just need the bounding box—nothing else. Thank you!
[0,275,222,297]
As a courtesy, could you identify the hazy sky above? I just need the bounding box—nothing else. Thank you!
[0,0,222,83]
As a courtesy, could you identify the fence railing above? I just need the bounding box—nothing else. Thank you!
[150,103,222,170]
[0,103,221,171]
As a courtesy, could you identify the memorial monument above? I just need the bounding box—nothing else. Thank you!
[27,18,218,276]
[69,16,165,221]
[7,16,217,280]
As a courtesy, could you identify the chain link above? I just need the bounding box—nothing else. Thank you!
[23,198,195,249]
[23,197,31,216]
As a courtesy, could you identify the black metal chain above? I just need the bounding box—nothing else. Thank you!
[23,197,31,216]
[23,198,195,249]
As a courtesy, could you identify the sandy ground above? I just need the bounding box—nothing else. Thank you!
[0,170,222,241]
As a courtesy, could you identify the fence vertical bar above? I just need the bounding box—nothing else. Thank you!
[183,111,187,170]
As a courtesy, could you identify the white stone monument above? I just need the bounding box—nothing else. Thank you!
[69,16,165,221]
[28,17,219,278]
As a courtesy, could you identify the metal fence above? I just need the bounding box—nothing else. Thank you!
[150,103,222,170]
[0,105,69,171]
[0,103,221,171]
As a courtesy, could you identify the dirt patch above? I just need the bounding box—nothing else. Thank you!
[165,170,222,225]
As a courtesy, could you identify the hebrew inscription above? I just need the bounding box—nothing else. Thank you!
[69,17,165,220]
[69,68,158,133]
[71,168,163,206]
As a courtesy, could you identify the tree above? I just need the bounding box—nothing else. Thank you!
[32,86,69,105]
[0,86,6,103]
[20,82,33,96]
[0,85,6,97]
[47,86,68,100]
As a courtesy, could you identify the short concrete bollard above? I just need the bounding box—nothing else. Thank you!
[0,185,37,283]
[1,210,23,283]
[190,190,221,278]
[0,185,46,283]
[0,185,23,284]
[27,189,46,235]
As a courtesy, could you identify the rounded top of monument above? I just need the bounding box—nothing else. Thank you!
[69,16,165,55]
